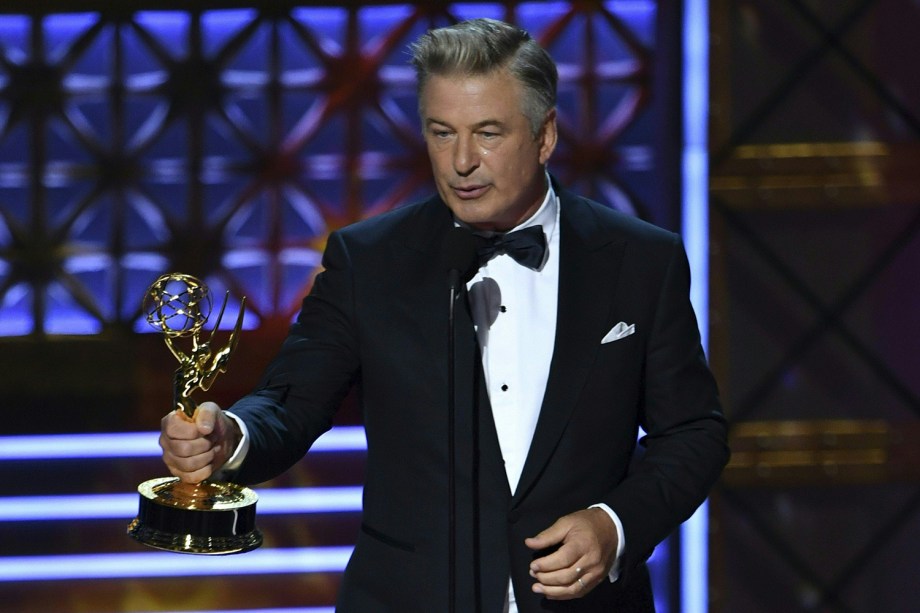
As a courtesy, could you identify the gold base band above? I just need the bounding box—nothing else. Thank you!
[127,517,262,555]
[128,477,262,555]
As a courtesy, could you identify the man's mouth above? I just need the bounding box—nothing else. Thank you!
[452,184,489,200]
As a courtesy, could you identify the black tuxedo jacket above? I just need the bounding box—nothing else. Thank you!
[229,183,729,612]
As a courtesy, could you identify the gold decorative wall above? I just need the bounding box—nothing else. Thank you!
[709,1,920,610]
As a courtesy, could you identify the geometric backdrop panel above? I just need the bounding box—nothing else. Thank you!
[0,1,664,337]
[709,0,920,610]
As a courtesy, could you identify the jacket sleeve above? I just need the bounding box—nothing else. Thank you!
[228,230,361,485]
[603,235,730,574]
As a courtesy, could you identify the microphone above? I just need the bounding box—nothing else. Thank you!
[443,227,479,292]
[440,226,478,613]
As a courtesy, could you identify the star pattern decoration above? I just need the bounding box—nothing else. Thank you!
[0,2,659,337]
[0,19,100,332]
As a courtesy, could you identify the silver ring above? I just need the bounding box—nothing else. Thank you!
[577,578,586,590]
[575,566,582,575]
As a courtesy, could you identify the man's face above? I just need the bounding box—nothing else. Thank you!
[420,69,557,232]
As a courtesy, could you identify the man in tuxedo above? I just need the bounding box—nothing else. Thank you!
[159,18,729,612]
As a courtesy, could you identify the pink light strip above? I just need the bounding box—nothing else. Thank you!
[0,426,366,460]
[0,547,353,582]
[0,486,363,522]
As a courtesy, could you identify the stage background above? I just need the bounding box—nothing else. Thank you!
[1,1,918,612]
[708,1,920,612]
[0,2,684,612]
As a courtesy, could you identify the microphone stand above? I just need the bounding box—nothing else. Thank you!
[447,269,460,613]
[443,227,478,613]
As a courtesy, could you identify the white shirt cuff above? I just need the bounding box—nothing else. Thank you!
[589,502,625,583]
[217,411,250,475]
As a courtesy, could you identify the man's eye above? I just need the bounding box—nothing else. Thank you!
[480,132,499,139]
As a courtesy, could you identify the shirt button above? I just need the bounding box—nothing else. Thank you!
[501,384,509,391]
[500,305,507,313]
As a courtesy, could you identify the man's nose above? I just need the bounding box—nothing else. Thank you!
[452,135,480,176]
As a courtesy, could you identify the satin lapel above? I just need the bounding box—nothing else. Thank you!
[395,197,499,420]
[394,197,460,387]
[511,192,627,506]
[398,195,511,501]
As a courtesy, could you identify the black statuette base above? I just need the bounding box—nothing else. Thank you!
[128,477,262,555]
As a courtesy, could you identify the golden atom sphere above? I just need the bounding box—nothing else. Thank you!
[143,273,213,338]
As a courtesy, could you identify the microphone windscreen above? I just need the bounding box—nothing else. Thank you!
[442,226,479,285]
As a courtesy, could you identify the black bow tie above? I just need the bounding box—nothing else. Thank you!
[475,225,546,270]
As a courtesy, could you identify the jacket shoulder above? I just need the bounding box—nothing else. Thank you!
[560,189,680,251]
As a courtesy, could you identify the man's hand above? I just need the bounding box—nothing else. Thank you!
[525,507,618,600]
[159,401,241,484]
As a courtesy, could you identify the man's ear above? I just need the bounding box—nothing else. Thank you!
[538,108,558,164]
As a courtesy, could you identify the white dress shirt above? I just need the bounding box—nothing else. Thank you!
[463,180,623,612]
[466,188,559,496]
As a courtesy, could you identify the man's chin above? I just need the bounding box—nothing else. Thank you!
[443,198,518,231]
[452,211,504,232]
[446,201,487,226]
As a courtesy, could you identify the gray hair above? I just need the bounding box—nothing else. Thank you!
[409,18,558,135]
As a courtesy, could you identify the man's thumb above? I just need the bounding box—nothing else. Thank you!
[525,518,565,550]
[194,401,222,434]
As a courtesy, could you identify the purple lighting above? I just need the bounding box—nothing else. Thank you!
[0,425,366,460]
[0,486,363,522]
[0,547,353,582]
[142,609,335,613]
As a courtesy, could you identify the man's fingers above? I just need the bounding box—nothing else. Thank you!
[160,402,224,438]
[159,431,213,458]
[160,435,219,484]
[527,509,619,600]
[159,403,225,484]
[529,546,579,576]
[532,572,593,600]
[164,446,215,471]
[164,461,214,485]
[532,566,592,593]
[526,515,579,573]
[529,560,586,586]
[531,558,599,601]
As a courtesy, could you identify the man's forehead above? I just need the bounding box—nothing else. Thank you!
[420,71,522,118]
[422,68,517,96]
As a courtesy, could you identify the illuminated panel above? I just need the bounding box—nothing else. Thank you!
[0,487,363,521]
[680,1,710,612]
[0,2,661,336]
[0,425,366,459]
[0,547,353,582]
[145,609,333,613]
[137,609,334,613]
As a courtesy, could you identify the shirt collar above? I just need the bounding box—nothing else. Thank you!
[509,173,557,239]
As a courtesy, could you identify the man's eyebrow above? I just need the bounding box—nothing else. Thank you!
[471,119,506,130]
[424,118,506,129]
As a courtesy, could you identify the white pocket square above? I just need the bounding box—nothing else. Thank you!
[602,322,635,344]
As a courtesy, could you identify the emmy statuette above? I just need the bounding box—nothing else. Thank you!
[127,273,262,554]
